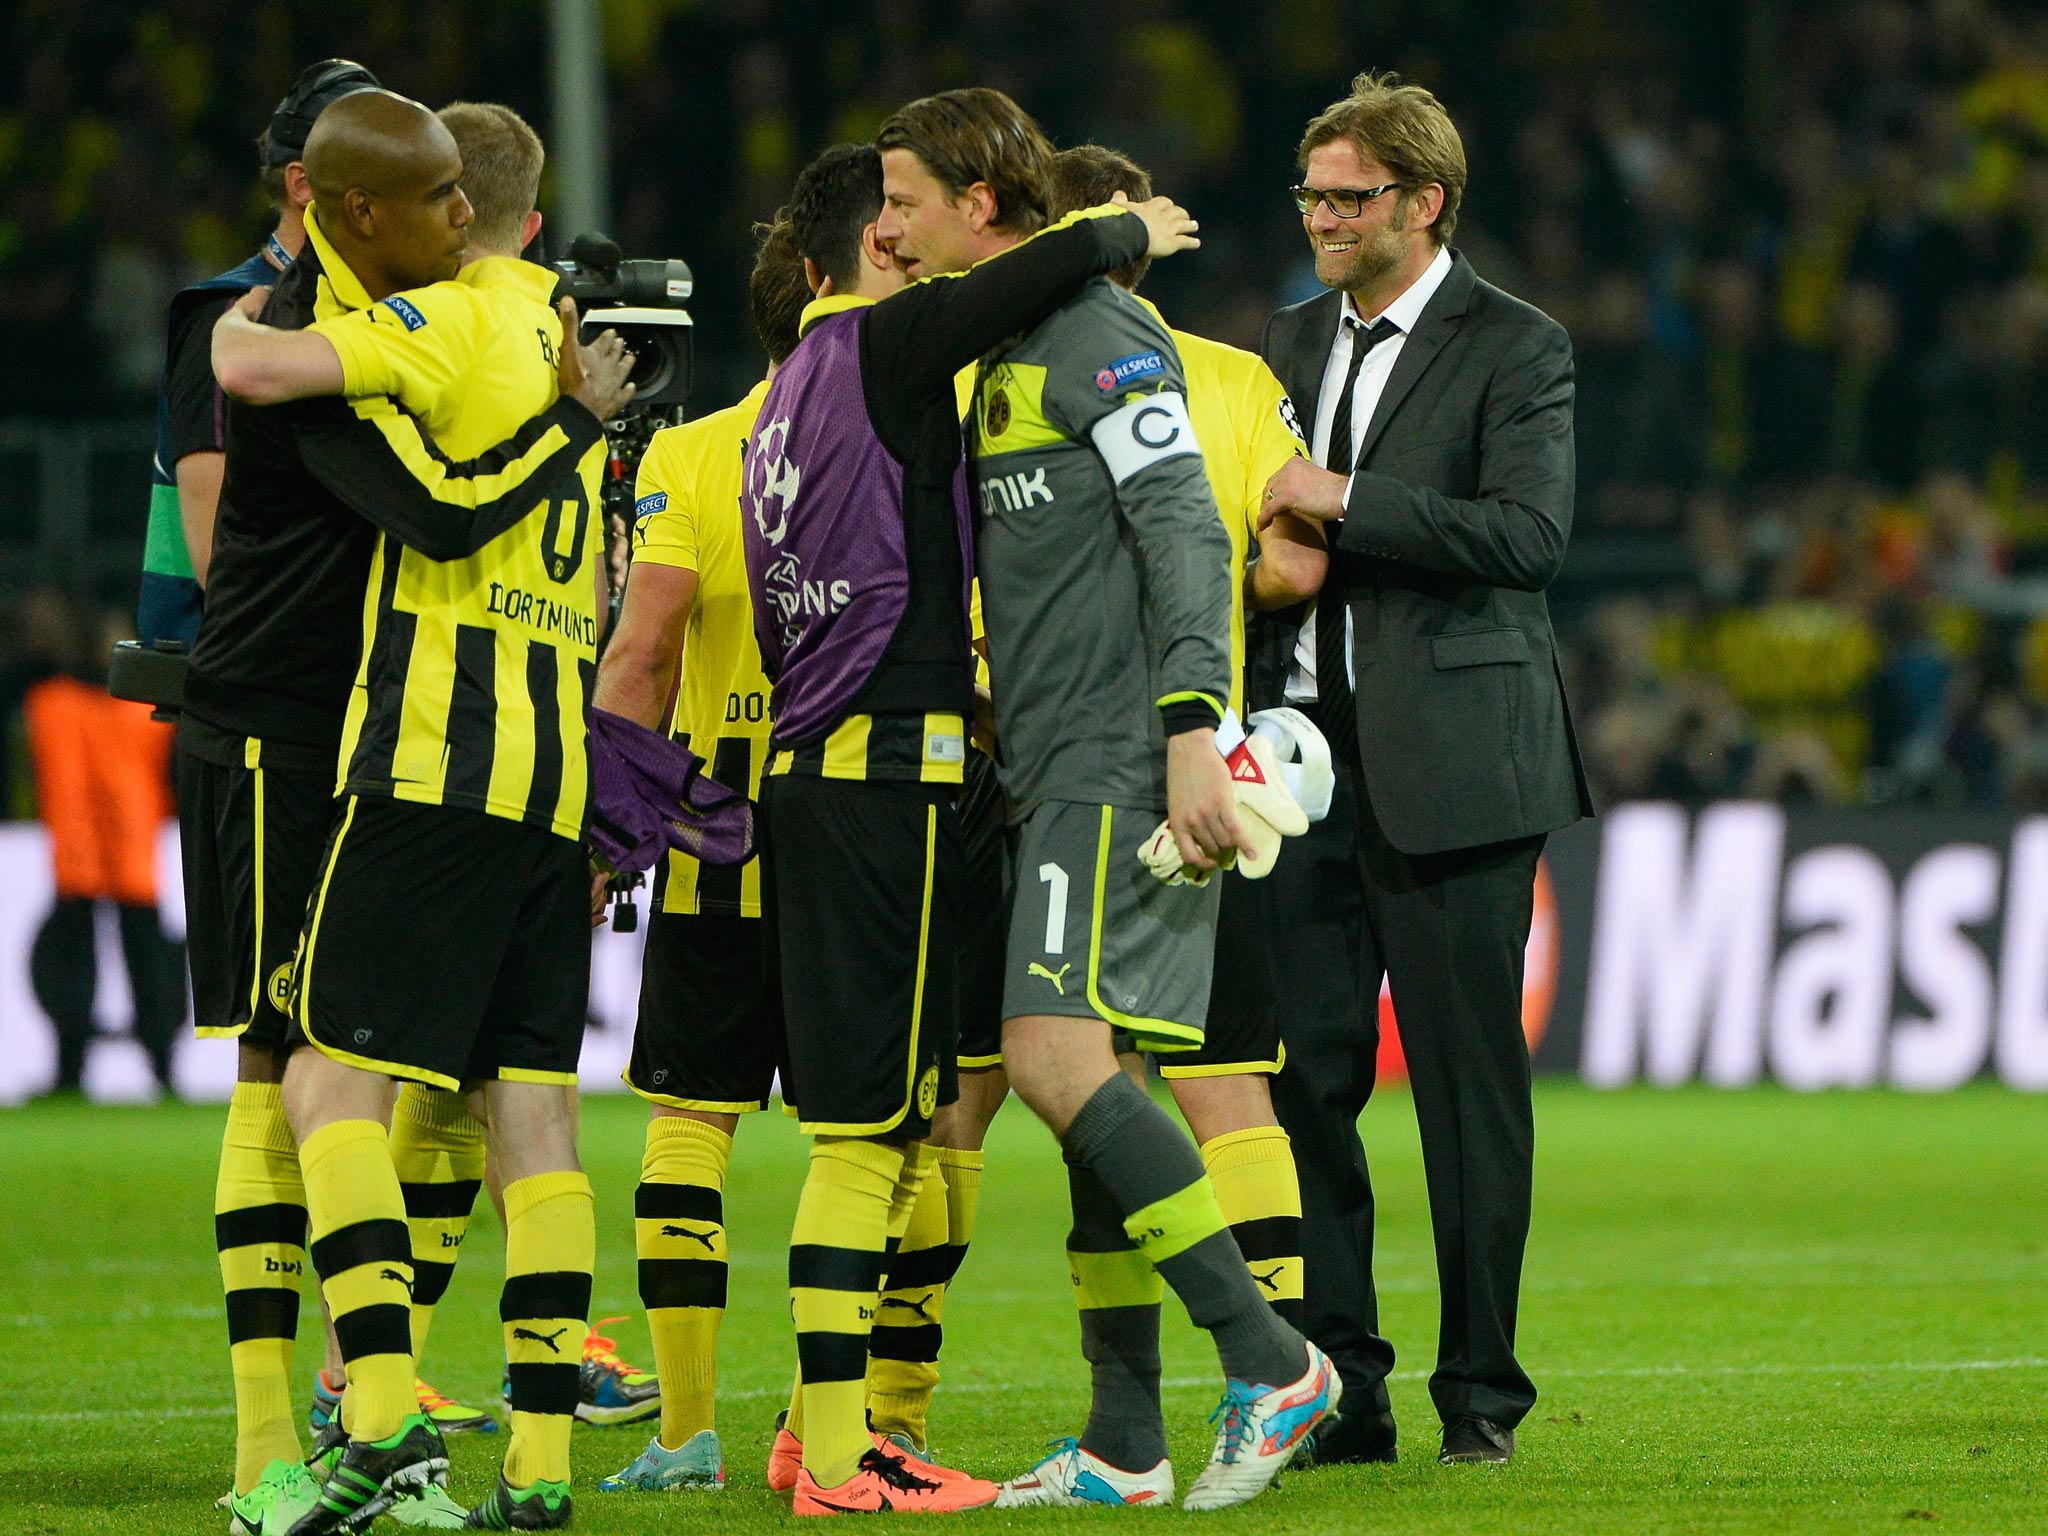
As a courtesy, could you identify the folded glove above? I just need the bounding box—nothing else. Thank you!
[1139,820,1216,887]
[1224,728,1308,879]
[587,707,756,875]
[1246,706,1334,823]
[1137,711,1311,885]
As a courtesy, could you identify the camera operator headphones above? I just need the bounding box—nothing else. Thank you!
[260,58,383,168]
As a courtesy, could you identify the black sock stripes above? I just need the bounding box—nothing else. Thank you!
[635,1181,729,1310]
[1230,1214,1305,1331]
[216,1201,308,1345]
[791,1243,891,1384]
[399,1176,481,1308]
[502,1269,592,1418]
[311,1217,414,1363]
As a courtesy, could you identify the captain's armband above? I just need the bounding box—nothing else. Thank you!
[1089,391,1201,485]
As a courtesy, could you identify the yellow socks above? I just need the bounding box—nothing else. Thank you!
[937,1145,984,1285]
[215,1083,306,1492]
[387,1085,486,1360]
[789,1137,905,1488]
[636,1116,731,1449]
[500,1171,595,1489]
[1202,1126,1305,1330]
[299,1118,413,1442]
[867,1144,944,1444]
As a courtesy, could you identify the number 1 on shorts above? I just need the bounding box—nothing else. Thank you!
[1038,861,1068,955]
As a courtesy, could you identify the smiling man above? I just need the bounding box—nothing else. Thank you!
[1255,71,1590,1470]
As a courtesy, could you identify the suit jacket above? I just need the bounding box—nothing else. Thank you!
[1255,250,1593,856]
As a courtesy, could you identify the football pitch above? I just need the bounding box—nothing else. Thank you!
[3,1082,2042,1535]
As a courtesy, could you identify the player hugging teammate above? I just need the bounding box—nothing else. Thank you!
[184,65,1338,1534]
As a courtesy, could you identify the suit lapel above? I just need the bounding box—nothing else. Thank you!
[1279,291,1342,450]
[1354,253,1474,467]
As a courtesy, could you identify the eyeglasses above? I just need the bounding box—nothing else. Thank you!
[1290,182,1403,218]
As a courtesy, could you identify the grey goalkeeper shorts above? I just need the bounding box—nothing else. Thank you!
[1000,799,1220,1052]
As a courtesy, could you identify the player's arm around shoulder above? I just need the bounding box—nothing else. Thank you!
[313,279,488,420]
[289,302,626,561]
[212,278,480,411]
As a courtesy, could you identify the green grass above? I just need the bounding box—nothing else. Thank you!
[1,1083,2044,1534]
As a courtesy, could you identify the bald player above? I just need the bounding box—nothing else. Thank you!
[180,88,630,1535]
[257,93,632,1535]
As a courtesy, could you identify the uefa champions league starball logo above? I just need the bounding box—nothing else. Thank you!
[748,417,801,547]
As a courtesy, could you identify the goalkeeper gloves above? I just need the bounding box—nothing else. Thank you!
[1138,710,1314,885]
[1246,706,1334,823]
[1219,712,1308,878]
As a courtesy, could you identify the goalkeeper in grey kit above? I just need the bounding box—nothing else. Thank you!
[952,87,1337,1509]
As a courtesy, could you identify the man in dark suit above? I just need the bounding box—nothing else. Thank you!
[1256,71,1593,1467]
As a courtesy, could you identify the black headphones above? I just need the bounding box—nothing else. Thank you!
[260,58,382,168]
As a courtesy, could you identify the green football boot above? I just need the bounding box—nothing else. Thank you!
[384,1483,473,1529]
[306,1416,347,1484]
[285,1412,449,1534]
[465,1474,573,1530]
[225,1458,321,1536]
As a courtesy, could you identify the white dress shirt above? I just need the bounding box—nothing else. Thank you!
[1286,243,1455,702]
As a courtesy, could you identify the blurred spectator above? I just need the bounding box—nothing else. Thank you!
[6,0,2048,809]
[22,603,183,1097]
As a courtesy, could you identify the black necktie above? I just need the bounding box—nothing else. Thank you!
[1315,316,1400,749]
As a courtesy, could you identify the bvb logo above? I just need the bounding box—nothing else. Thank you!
[986,387,1011,438]
[916,1064,940,1119]
[267,964,294,1013]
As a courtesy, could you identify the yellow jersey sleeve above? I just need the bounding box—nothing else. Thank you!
[1234,353,1309,545]
[631,424,702,572]
[311,281,491,420]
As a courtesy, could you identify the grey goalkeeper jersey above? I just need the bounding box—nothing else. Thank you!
[971,278,1233,816]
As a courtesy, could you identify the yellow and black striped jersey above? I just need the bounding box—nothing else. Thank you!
[632,380,773,916]
[308,225,606,841]
[766,710,968,785]
[1138,299,1308,717]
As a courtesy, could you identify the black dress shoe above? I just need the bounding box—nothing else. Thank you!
[1295,1406,1398,1468]
[1438,1415,1514,1464]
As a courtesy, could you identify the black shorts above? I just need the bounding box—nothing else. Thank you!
[1156,871,1283,1078]
[176,726,335,1052]
[295,795,589,1090]
[955,750,1010,1069]
[761,773,960,1137]
[626,911,780,1113]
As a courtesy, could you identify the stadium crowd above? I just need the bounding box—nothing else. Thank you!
[15,3,2041,1528]
[7,1,2048,810]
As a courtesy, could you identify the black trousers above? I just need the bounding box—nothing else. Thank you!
[31,897,183,1092]
[1263,734,1542,1429]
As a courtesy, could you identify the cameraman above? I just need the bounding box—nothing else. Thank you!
[138,59,380,645]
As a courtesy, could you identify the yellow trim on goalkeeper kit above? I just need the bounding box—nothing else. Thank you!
[1086,805,1202,1051]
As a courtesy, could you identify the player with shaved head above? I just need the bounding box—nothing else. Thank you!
[180,84,633,1534]
[217,91,669,1533]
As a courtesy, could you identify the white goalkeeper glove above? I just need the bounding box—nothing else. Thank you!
[1218,712,1308,878]
[1247,706,1334,823]
[1138,711,1311,885]
[1139,819,1214,886]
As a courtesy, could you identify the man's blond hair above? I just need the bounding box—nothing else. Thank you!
[438,101,543,252]
[1299,71,1466,244]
